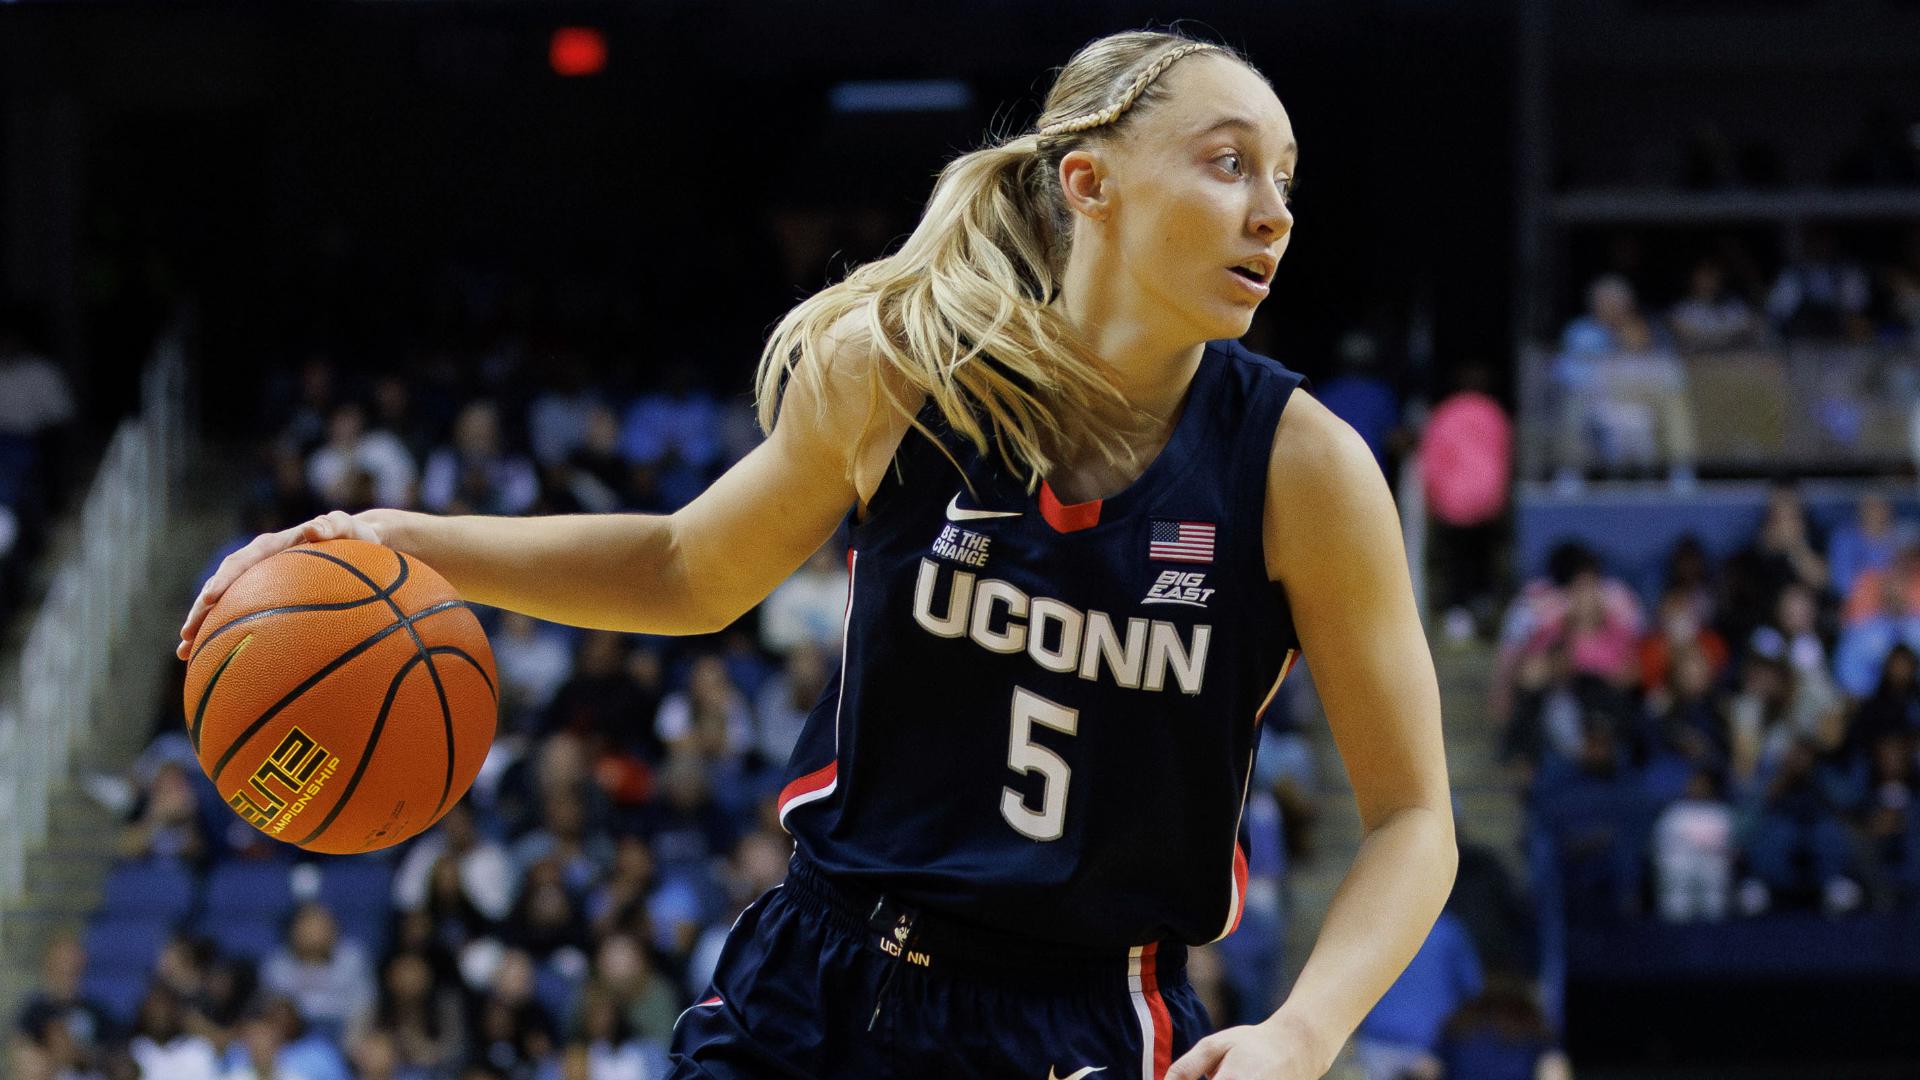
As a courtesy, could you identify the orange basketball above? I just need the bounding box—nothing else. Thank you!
[182,538,498,855]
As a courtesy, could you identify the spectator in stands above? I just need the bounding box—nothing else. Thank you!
[117,759,208,865]
[371,952,464,1078]
[1774,580,1834,690]
[505,859,591,969]
[1552,275,1695,487]
[270,351,340,456]
[1652,768,1735,922]
[305,400,418,510]
[1352,909,1483,1080]
[129,985,219,1080]
[752,641,830,767]
[586,835,658,941]
[1433,974,1572,1080]
[542,633,664,761]
[1638,586,1729,698]
[0,309,76,535]
[1741,737,1864,915]
[227,996,352,1080]
[655,654,754,761]
[1767,227,1873,343]
[261,903,376,1044]
[512,789,613,896]
[421,400,539,516]
[1722,481,1828,649]
[573,984,650,1080]
[593,933,682,1046]
[1663,534,1719,631]
[1496,543,1643,724]
[1729,628,1846,789]
[1316,331,1401,469]
[1420,361,1511,642]
[1521,557,1641,690]
[758,543,850,657]
[619,361,721,511]
[1845,541,1920,629]
[470,949,559,1077]
[1852,645,1920,751]
[1864,730,1920,900]
[11,936,112,1079]
[1834,568,1920,699]
[1668,256,1765,353]
[493,612,576,735]
[369,375,438,468]
[527,357,600,468]
[643,752,739,883]
[1640,645,1730,800]
[394,801,517,926]
[346,1029,402,1080]
[542,404,630,515]
[1829,493,1916,601]
[684,828,792,998]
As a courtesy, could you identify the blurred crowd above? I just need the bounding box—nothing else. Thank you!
[1551,225,1920,485]
[1502,484,1920,925]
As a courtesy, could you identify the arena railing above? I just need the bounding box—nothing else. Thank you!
[0,326,189,930]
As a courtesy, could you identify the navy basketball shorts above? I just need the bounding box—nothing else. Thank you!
[668,854,1214,1080]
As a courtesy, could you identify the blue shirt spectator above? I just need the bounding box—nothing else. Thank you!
[1356,910,1484,1052]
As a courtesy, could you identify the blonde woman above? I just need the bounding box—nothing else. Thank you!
[181,29,1454,1080]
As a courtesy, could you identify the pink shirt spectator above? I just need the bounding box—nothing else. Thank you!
[1420,390,1511,527]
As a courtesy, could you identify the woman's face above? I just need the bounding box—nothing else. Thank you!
[1075,56,1297,341]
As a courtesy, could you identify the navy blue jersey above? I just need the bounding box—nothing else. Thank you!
[776,339,1306,951]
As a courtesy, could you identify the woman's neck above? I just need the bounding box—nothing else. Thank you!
[1057,258,1208,424]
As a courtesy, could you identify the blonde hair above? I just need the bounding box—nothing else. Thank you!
[754,30,1256,487]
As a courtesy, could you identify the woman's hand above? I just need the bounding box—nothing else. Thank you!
[176,509,392,661]
[1165,1013,1334,1080]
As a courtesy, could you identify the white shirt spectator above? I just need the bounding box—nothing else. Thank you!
[759,550,849,656]
[391,828,517,923]
[260,938,375,1037]
[494,613,576,715]
[306,428,417,508]
[1654,794,1734,922]
[132,1032,222,1080]
[655,690,754,756]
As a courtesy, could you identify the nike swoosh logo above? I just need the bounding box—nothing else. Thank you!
[1047,1068,1106,1080]
[947,493,1022,522]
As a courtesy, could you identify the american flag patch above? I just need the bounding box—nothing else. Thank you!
[1149,520,1215,563]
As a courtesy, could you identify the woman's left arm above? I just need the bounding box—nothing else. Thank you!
[1169,393,1457,1080]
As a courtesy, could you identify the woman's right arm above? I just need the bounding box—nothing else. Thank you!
[178,315,911,660]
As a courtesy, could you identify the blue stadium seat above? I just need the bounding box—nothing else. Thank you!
[194,910,282,962]
[80,968,149,1025]
[100,859,197,922]
[203,860,295,918]
[311,858,394,914]
[83,917,170,978]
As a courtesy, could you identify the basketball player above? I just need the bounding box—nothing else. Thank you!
[181,30,1454,1080]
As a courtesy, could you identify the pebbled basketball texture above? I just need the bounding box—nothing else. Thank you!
[182,538,498,854]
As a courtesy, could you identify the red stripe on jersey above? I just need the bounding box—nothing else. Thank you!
[1038,480,1102,533]
[1142,941,1173,1079]
[777,762,837,818]
[1227,843,1251,937]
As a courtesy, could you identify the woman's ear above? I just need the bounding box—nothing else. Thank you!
[1059,149,1112,222]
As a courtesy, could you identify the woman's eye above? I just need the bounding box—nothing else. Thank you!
[1217,154,1242,175]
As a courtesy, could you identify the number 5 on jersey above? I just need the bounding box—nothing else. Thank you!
[1002,687,1079,841]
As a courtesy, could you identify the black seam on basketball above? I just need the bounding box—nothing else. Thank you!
[189,633,255,752]
[298,552,462,829]
[420,645,491,820]
[429,645,496,698]
[208,599,472,782]
[287,651,425,848]
[190,552,410,665]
